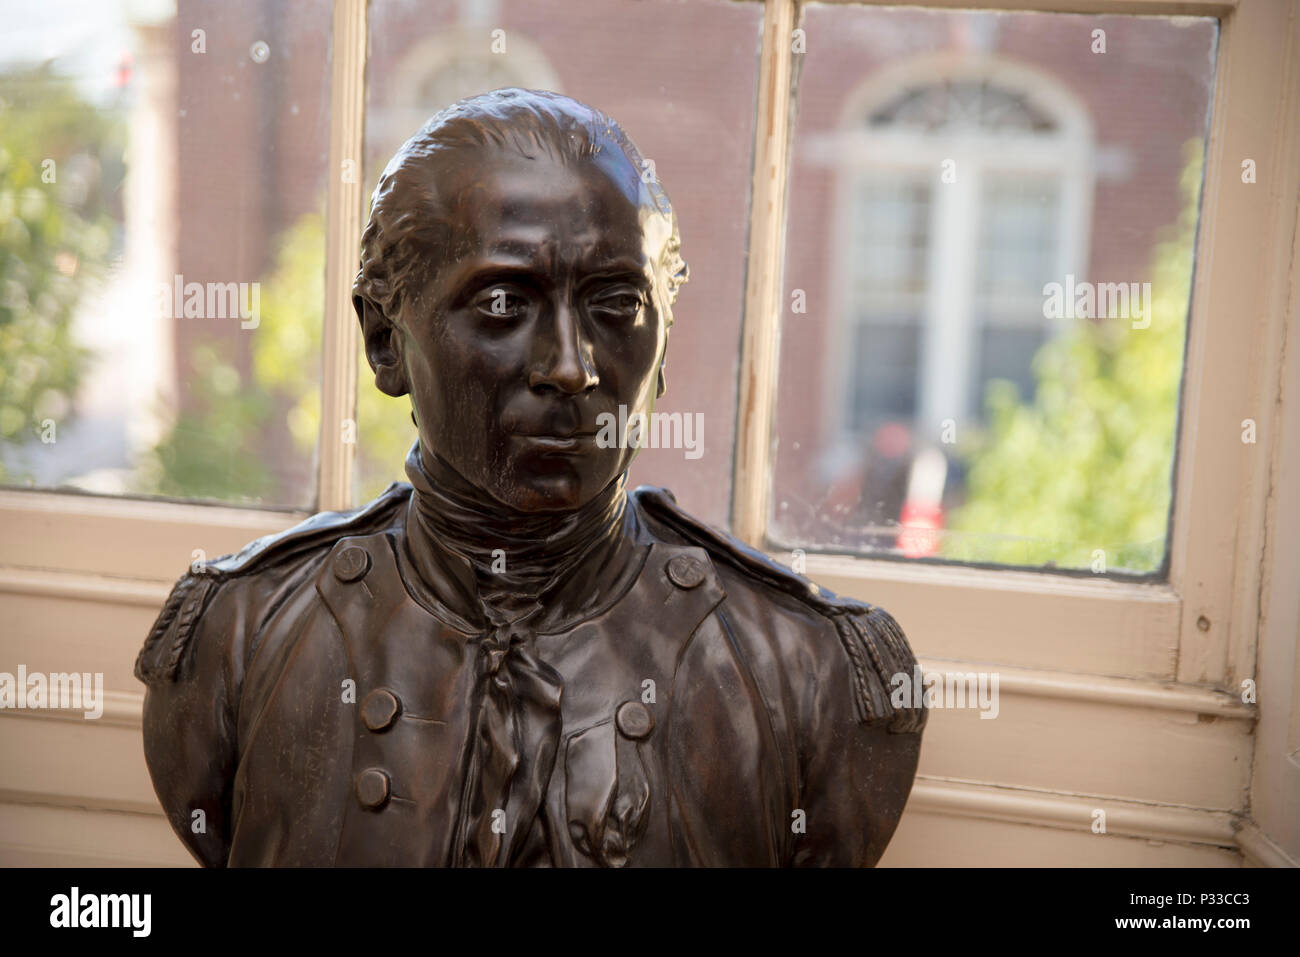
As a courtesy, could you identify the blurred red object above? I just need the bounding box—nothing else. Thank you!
[897,500,943,557]
[897,446,948,557]
[116,50,134,90]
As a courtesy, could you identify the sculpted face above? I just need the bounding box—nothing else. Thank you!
[386,149,674,512]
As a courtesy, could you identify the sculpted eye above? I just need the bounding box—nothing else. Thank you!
[474,287,528,320]
[588,286,645,320]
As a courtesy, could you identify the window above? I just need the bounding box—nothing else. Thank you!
[769,7,1215,575]
[813,63,1093,558]
[0,0,334,508]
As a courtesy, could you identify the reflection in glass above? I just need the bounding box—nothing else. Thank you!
[772,7,1217,574]
[0,0,332,508]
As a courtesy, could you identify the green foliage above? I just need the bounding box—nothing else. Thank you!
[944,143,1203,573]
[146,342,275,501]
[0,68,122,480]
[149,210,416,505]
[250,210,418,503]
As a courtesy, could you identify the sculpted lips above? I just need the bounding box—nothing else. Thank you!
[513,431,599,452]
[505,410,603,451]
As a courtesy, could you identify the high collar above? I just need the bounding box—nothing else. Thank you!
[398,442,649,634]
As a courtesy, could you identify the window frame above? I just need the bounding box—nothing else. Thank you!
[735,0,1297,694]
[0,0,1291,698]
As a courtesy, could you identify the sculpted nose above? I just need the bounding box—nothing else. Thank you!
[529,300,599,395]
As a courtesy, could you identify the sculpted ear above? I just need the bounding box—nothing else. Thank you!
[356,295,410,398]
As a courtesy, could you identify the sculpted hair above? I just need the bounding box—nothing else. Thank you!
[352,87,689,328]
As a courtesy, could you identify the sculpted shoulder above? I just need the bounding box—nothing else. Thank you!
[632,485,926,734]
[134,483,412,686]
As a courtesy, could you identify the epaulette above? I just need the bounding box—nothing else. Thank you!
[134,483,412,685]
[633,486,926,733]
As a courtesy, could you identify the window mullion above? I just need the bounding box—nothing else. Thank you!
[317,0,368,512]
[732,0,799,544]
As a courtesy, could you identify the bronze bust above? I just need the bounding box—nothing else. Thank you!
[136,89,925,867]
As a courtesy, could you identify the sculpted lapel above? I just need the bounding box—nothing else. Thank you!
[317,532,480,865]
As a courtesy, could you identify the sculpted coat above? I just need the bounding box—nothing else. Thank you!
[137,472,924,867]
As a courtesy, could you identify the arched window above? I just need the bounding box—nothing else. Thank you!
[366,27,561,167]
[826,58,1095,446]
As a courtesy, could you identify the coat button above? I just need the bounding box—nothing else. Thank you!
[362,689,400,732]
[616,701,655,740]
[333,545,371,583]
[666,554,706,589]
[356,768,390,810]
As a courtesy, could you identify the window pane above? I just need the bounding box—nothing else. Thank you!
[771,6,1217,575]
[361,0,761,527]
[0,0,332,508]
[976,174,1059,304]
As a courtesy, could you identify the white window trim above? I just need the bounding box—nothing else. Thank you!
[318,0,369,513]
[735,0,1293,695]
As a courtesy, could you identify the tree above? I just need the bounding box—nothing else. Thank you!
[148,210,417,504]
[944,142,1202,574]
[249,210,418,504]
[0,67,122,481]
[145,341,275,501]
